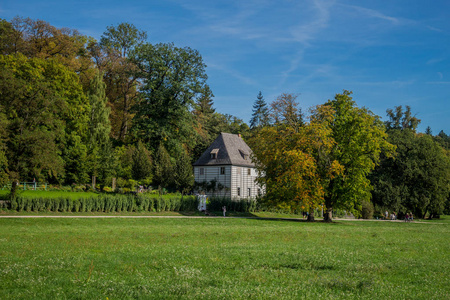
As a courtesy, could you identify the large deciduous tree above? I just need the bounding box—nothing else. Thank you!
[90,22,147,142]
[371,110,450,218]
[251,91,393,221]
[130,42,209,156]
[251,100,343,217]
[270,93,304,131]
[2,17,95,88]
[322,91,394,221]
[0,53,90,184]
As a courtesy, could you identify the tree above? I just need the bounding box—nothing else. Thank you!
[371,110,450,218]
[385,105,420,132]
[92,22,147,141]
[174,148,194,194]
[131,140,152,181]
[3,17,95,88]
[250,91,270,129]
[153,143,174,189]
[192,85,216,159]
[100,23,147,58]
[0,111,9,186]
[250,100,343,217]
[86,70,112,183]
[210,113,250,138]
[0,53,90,184]
[322,91,394,221]
[130,42,209,156]
[270,93,303,131]
[434,130,450,150]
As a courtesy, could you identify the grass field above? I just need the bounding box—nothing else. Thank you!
[0,217,448,299]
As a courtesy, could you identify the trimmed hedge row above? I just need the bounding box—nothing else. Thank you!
[7,193,259,213]
[9,194,199,213]
[207,197,258,213]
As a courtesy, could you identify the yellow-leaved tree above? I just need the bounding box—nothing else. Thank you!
[250,96,343,220]
[250,91,394,221]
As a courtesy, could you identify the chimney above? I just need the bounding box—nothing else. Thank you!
[238,133,241,138]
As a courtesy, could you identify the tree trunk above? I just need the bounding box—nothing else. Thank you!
[307,208,315,222]
[323,207,333,222]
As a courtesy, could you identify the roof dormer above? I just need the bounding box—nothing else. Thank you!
[210,148,219,159]
[239,149,248,160]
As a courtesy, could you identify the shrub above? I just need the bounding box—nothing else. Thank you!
[207,197,257,213]
[361,200,374,219]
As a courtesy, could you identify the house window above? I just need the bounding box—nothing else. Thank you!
[220,167,225,175]
[210,153,216,159]
[237,187,241,196]
[248,188,251,197]
[200,168,204,175]
[247,168,251,175]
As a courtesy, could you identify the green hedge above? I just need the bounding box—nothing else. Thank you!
[7,194,260,213]
[9,194,199,213]
[207,197,258,213]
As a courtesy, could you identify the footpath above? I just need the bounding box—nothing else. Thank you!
[0,215,444,224]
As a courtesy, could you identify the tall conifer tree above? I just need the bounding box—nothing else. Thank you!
[250,91,270,129]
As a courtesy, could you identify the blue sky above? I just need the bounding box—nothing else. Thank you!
[2,0,449,133]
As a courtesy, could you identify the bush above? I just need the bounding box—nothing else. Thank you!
[361,200,374,219]
[207,197,258,213]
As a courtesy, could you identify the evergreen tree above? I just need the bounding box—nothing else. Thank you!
[250,91,270,129]
[131,140,152,181]
[153,143,174,189]
[174,148,194,194]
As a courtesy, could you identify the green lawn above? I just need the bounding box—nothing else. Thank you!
[0,217,448,299]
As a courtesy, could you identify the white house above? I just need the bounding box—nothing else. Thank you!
[193,132,262,199]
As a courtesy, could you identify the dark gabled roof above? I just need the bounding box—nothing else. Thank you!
[193,132,255,167]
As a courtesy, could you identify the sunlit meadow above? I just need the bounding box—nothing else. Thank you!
[0,217,448,299]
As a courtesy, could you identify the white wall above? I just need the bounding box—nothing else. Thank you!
[194,165,263,199]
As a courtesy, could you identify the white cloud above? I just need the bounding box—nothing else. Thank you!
[341,4,401,25]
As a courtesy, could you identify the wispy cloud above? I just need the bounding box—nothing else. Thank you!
[426,25,443,32]
[207,61,258,86]
[341,4,401,25]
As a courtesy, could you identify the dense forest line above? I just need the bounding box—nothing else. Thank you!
[0,17,449,219]
[0,17,248,193]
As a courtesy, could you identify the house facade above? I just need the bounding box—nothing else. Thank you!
[193,133,262,199]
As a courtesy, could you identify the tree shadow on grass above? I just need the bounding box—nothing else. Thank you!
[178,210,334,223]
